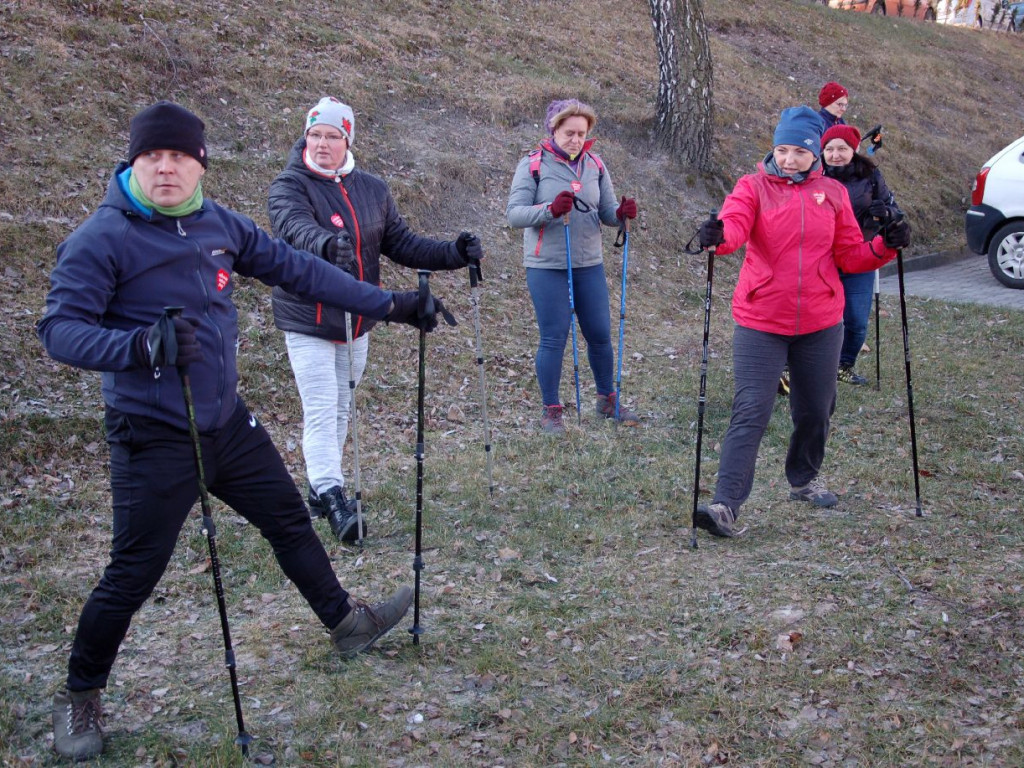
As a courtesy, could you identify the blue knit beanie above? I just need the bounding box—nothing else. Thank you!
[772,106,824,157]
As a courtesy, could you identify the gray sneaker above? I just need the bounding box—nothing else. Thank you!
[52,688,104,761]
[789,479,838,507]
[330,586,413,659]
[694,502,737,538]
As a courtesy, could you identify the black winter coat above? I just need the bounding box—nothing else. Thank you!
[823,155,893,239]
[268,139,468,340]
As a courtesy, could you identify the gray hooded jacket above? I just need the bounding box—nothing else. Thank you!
[506,139,620,269]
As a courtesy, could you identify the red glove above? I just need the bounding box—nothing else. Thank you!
[549,190,575,218]
[615,196,637,221]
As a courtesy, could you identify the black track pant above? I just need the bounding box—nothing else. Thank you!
[66,399,350,691]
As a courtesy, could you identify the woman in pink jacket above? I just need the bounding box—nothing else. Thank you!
[693,106,911,539]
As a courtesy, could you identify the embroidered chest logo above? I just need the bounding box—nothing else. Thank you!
[216,269,230,291]
[570,180,583,194]
[330,213,345,228]
[812,192,826,205]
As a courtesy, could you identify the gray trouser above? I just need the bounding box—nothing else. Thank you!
[713,322,842,515]
[285,330,369,495]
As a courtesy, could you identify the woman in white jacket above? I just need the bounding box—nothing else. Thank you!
[506,99,638,433]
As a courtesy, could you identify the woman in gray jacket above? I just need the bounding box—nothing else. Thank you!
[506,99,638,434]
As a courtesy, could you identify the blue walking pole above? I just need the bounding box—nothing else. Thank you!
[563,211,583,425]
[614,219,630,421]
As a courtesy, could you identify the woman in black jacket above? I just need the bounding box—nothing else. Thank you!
[268,96,483,541]
[821,123,897,385]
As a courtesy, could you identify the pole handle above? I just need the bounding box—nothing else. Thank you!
[417,270,431,317]
[707,208,719,255]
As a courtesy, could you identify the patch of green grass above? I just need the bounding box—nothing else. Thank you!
[4,1,1024,765]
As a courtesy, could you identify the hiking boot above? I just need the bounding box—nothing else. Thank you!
[540,404,566,434]
[694,502,737,538]
[330,586,414,659]
[837,365,868,386]
[52,688,104,761]
[789,478,838,507]
[308,484,362,519]
[595,393,640,426]
[308,484,325,519]
[321,486,366,542]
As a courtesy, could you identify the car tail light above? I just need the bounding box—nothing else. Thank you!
[971,166,989,207]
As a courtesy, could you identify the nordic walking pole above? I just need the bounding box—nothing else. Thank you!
[344,312,365,547]
[691,211,718,551]
[874,269,881,391]
[467,252,495,496]
[894,246,924,517]
[563,209,583,425]
[409,270,431,644]
[614,219,630,422]
[164,307,252,757]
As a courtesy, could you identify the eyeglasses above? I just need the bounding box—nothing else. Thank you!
[832,101,849,109]
[307,132,346,144]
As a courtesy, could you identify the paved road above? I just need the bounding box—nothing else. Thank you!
[877,250,1024,311]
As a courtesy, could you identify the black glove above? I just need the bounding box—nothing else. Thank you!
[867,200,893,225]
[134,315,202,369]
[326,232,357,275]
[698,216,725,249]
[385,291,458,332]
[883,218,911,250]
[455,232,483,265]
[549,190,575,218]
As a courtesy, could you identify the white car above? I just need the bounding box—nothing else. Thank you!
[965,135,1024,289]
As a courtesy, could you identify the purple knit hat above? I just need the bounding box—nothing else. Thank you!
[545,99,597,135]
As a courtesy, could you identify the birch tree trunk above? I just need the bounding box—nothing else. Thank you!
[648,0,714,170]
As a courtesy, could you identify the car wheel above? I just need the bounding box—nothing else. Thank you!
[924,7,936,21]
[987,222,1024,289]
[871,2,885,14]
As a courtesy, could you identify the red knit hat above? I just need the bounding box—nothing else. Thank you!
[821,124,862,151]
[818,81,849,108]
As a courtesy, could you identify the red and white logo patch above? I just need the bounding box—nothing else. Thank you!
[570,180,583,194]
[330,213,345,228]
[813,192,826,205]
[216,269,230,291]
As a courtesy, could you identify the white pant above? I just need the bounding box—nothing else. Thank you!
[284,330,369,495]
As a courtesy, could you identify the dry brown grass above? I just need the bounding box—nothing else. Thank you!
[2,1,1023,765]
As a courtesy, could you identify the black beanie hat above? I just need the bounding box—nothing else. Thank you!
[128,101,208,168]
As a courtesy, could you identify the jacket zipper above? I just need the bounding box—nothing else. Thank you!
[337,179,365,339]
[795,185,804,335]
[179,217,225,425]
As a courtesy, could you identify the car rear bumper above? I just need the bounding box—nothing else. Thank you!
[965,204,1005,254]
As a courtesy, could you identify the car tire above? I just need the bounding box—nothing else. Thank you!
[987,222,1024,289]
[924,7,936,21]
[871,2,885,14]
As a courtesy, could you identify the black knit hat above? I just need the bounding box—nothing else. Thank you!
[128,101,208,168]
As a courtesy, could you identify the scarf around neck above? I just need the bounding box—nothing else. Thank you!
[303,148,356,177]
[122,167,204,217]
[764,152,821,184]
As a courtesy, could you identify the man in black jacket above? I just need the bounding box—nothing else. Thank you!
[38,101,445,762]
[268,96,484,541]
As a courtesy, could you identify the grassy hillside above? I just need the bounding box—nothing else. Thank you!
[2,1,1023,766]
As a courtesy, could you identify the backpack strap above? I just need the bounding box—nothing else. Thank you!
[529,147,605,185]
[529,149,543,184]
